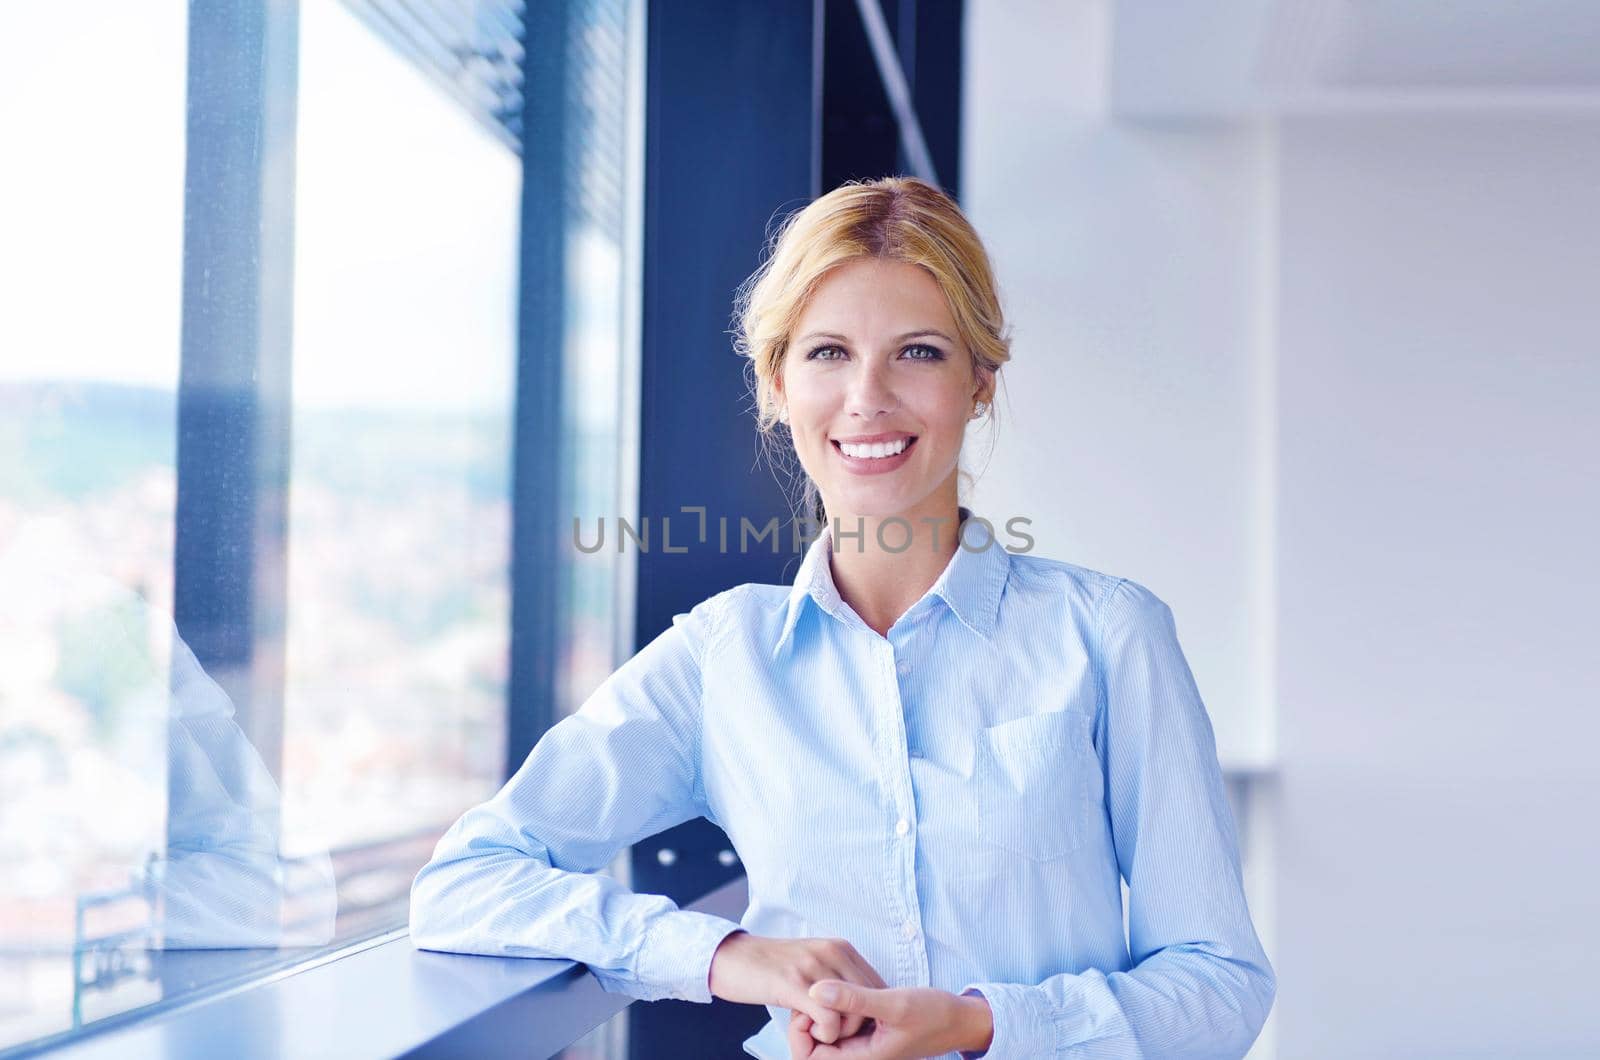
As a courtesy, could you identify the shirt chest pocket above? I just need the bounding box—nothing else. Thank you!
[971,708,1104,861]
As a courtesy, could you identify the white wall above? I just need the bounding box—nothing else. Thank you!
[964,2,1600,1056]
[1274,112,1600,1057]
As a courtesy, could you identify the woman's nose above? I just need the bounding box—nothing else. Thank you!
[844,358,897,416]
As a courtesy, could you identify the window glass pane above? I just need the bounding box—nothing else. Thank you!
[0,3,188,1048]
[558,0,638,723]
[285,0,516,862]
[0,0,526,1048]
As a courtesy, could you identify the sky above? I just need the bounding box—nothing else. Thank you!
[0,1,523,414]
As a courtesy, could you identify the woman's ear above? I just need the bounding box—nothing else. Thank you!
[971,366,996,407]
[768,376,781,419]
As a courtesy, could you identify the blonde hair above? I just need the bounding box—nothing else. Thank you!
[731,176,1012,527]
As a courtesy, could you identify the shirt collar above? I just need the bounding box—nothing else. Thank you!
[770,505,1011,662]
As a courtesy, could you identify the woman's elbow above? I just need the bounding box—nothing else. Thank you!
[407,836,541,953]
[408,854,469,952]
[1238,955,1277,1050]
[1202,948,1277,1055]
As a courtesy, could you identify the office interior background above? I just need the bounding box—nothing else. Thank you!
[1,1,1595,1057]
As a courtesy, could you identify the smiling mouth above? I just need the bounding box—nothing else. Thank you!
[831,436,918,458]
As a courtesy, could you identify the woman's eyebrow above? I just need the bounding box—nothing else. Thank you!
[796,329,954,344]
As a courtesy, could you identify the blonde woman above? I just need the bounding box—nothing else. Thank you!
[410,177,1276,1059]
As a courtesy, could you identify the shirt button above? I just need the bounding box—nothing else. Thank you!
[894,817,910,837]
[901,919,918,941]
[896,658,912,676]
[908,747,924,759]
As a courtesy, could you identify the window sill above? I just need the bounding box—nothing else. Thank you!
[37,876,751,1060]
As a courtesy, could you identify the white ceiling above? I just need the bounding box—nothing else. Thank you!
[1108,0,1600,116]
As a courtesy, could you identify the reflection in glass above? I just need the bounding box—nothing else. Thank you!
[0,524,335,1047]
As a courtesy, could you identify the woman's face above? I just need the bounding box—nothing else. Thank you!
[779,256,987,525]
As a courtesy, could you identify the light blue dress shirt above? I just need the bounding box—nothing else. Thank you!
[410,507,1275,1059]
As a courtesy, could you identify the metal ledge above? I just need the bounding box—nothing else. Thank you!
[41,877,751,1060]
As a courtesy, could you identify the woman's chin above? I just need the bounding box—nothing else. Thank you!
[820,489,926,524]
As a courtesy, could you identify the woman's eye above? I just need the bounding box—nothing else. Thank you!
[805,343,942,361]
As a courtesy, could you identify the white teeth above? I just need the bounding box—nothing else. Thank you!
[839,437,910,459]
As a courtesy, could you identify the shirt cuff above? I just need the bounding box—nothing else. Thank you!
[633,909,746,1003]
[957,981,1056,1059]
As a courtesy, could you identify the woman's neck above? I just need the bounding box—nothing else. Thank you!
[823,502,965,638]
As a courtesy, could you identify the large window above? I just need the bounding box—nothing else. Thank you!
[0,0,637,1050]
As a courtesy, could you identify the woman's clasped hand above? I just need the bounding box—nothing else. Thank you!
[707,931,991,1060]
[709,932,887,1044]
[787,983,988,1059]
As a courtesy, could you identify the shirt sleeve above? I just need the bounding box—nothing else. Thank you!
[409,594,746,1004]
[958,578,1276,1058]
